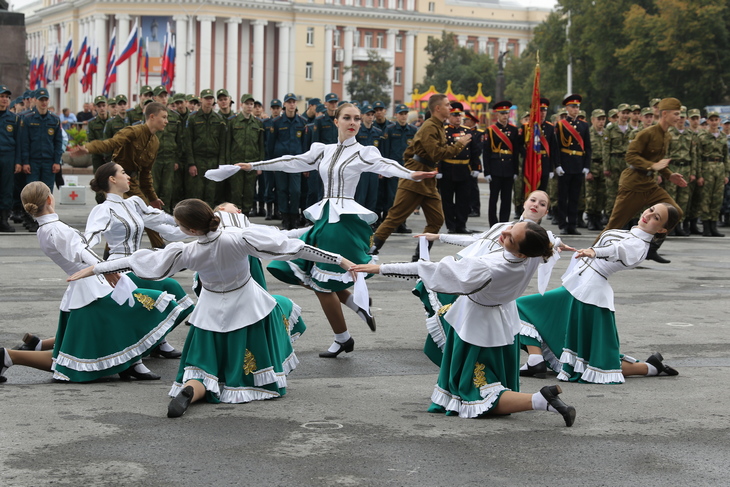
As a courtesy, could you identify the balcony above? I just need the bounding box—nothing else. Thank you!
[352,47,394,62]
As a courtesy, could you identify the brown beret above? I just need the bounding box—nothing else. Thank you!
[656,97,681,111]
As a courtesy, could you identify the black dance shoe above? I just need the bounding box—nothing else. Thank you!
[519,361,548,379]
[319,337,355,358]
[119,365,161,381]
[12,333,41,351]
[539,385,576,427]
[356,298,376,332]
[150,345,182,359]
[646,352,679,376]
[168,385,195,418]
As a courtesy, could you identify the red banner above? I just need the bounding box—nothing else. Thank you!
[523,63,542,196]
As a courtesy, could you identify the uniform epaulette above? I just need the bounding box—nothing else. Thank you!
[126,108,134,113]
[228,114,237,120]
[132,120,143,126]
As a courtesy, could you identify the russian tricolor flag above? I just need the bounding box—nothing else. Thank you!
[60,39,73,65]
[116,20,138,67]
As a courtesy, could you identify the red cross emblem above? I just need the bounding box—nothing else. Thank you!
[68,191,79,200]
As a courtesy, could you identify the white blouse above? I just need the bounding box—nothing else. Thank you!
[85,193,188,260]
[381,250,543,348]
[249,137,418,224]
[35,213,111,312]
[93,225,343,333]
[562,227,653,311]
[440,221,515,259]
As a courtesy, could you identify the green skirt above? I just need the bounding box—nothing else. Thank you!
[517,286,624,384]
[412,280,457,366]
[52,289,194,382]
[429,323,519,418]
[267,203,373,293]
[127,273,195,309]
[169,300,300,404]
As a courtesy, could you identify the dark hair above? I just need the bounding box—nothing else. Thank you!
[661,203,680,232]
[428,94,448,112]
[334,102,359,120]
[89,161,118,193]
[518,221,554,261]
[173,199,220,233]
[144,101,167,119]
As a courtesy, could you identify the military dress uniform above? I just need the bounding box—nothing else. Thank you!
[354,113,384,213]
[226,94,265,213]
[586,117,607,229]
[20,103,63,192]
[440,121,480,233]
[697,123,730,235]
[665,123,698,234]
[379,108,417,220]
[185,90,227,208]
[483,108,520,226]
[0,85,22,232]
[602,119,633,220]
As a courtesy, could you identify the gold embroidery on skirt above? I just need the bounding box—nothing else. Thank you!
[134,293,155,311]
[473,362,487,388]
[283,315,290,332]
[438,303,452,316]
[243,349,257,375]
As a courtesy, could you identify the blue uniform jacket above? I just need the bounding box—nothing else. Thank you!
[267,113,308,157]
[312,113,338,145]
[381,122,417,164]
[20,111,63,163]
[356,124,383,148]
[0,110,22,167]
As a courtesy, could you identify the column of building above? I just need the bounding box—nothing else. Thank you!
[94,14,108,97]
[323,25,335,95]
[251,19,267,103]
[115,14,131,98]
[276,22,292,98]
[173,15,188,95]
[197,15,214,91]
[386,28,397,112]
[342,26,355,100]
[226,17,242,102]
[404,31,415,102]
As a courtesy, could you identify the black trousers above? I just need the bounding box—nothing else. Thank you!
[489,176,513,226]
[439,176,472,231]
[557,172,583,229]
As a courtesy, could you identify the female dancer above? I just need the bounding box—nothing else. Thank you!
[518,203,681,383]
[69,199,354,418]
[85,162,193,366]
[352,221,577,426]
[236,103,437,357]
[0,182,193,383]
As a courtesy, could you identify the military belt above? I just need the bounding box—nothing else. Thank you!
[671,160,691,167]
[561,148,584,156]
[592,159,602,163]
[628,165,654,177]
[412,154,436,168]
[611,152,626,157]
[443,159,471,165]
[496,149,512,155]
[539,150,547,155]
[703,157,724,163]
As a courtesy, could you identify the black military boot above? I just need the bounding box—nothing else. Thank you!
[673,222,687,236]
[369,236,385,255]
[265,203,274,220]
[257,202,266,217]
[682,220,690,235]
[586,214,598,231]
[703,220,712,236]
[646,235,670,264]
[0,210,15,233]
[710,221,725,237]
[10,208,24,223]
[689,218,702,235]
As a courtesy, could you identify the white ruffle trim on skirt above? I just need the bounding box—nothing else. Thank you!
[284,257,376,293]
[52,299,191,373]
[431,382,508,419]
[170,366,222,397]
[558,348,625,384]
[288,301,303,343]
[52,370,71,381]
[518,320,562,373]
[425,315,446,350]
[252,353,299,388]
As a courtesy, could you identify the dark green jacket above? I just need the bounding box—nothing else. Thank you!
[185,109,227,167]
[227,113,265,164]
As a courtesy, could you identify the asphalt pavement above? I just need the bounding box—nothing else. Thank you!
[1,176,729,486]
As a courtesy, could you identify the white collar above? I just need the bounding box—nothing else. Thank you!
[630,227,656,243]
[36,213,59,225]
[106,193,125,203]
[337,136,358,148]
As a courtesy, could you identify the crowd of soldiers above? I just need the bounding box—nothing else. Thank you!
[2,84,729,243]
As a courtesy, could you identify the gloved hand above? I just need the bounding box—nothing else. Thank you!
[555,166,565,177]
[513,174,518,181]
[471,170,481,178]
[582,167,590,175]
[485,175,492,183]
[549,172,555,179]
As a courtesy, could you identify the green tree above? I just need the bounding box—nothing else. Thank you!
[345,51,392,106]
[415,32,497,99]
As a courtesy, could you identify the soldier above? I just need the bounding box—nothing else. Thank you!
[170,93,189,209]
[462,110,483,218]
[303,97,320,124]
[226,93,265,214]
[185,89,227,208]
[607,108,619,128]
[354,104,384,215]
[665,109,697,236]
[269,99,283,121]
[266,93,308,230]
[439,101,481,233]
[721,119,730,227]
[150,85,183,212]
[104,94,129,139]
[484,100,520,226]
[603,103,633,222]
[684,108,704,234]
[186,94,200,113]
[216,88,234,118]
[379,104,418,226]
[586,109,607,230]
[696,111,730,236]
[127,85,154,126]
[0,85,21,232]
[650,98,661,122]
[629,104,641,130]
[372,101,393,133]
[85,95,112,204]
[261,99,282,220]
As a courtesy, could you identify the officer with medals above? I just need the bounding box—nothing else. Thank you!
[483,100,520,226]
[0,84,21,232]
[554,94,592,235]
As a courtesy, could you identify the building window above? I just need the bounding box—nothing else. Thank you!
[333,64,340,83]
[364,32,373,48]
[397,0,403,9]
[366,0,373,6]
[333,29,341,48]
[306,62,313,81]
[487,41,495,58]
[377,33,384,49]
[466,40,475,51]
[395,67,402,85]
[306,27,314,46]
[428,1,435,12]
[395,35,403,52]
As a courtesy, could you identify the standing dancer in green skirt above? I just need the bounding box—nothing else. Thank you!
[69,199,355,418]
[0,182,193,383]
[352,221,577,426]
[236,104,437,357]
[518,203,681,382]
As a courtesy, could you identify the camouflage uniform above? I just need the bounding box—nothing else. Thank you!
[226,102,265,212]
[665,125,698,221]
[586,124,607,226]
[697,129,730,222]
[602,122,632,218]
[185,99,227,208]
[152,108,183,212]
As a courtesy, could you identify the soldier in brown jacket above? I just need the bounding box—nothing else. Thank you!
[370,94,472,260]
[70,102,168,248]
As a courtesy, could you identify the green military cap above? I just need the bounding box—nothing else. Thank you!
[171,93,186,102]
[116,94,128,103]
[143,98,154,106]
[630,104,641,112]
[0,85,11,95]
[687,108,701,118]
[591,109,606,118]
[617,103,631,112]
[200,88,215,99]
[578,110,586,118]
[186,94,200,102]
[240,93,255,103]
[640,107,653,116]
[153,85,168,96]
[707,111,721,119]
[680,105,687,112]
[680,109,687,118]
[723,119,730,125]
[108,96,118,105]
[650,98,661,107]
[216,88,230,98]
[657,97,681,111]
[140,85,154,96]
[93,95,107,106]
[608,109,619,118]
